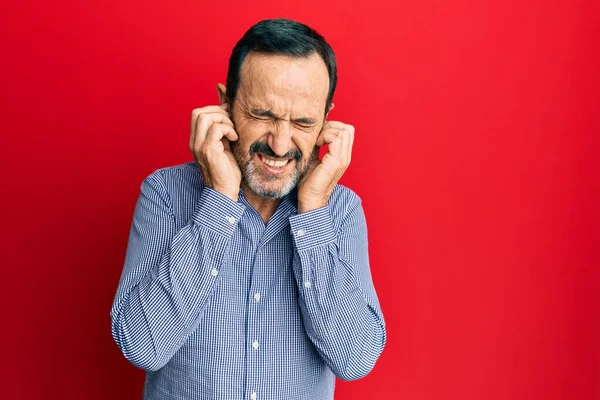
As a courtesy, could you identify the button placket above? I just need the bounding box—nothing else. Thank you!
[246,251,263,400]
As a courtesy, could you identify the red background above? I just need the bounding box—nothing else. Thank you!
[1,0,598,399]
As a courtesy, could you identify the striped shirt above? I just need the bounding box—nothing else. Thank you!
[110,161,386,400]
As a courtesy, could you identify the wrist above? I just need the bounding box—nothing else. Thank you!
[297,199,328,214]
[211,185,239,202]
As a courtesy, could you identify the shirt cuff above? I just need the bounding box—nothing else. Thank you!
[191,187,245,236]
[289,205,336,252]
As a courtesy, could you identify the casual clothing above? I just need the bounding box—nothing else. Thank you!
[111,162,386,400]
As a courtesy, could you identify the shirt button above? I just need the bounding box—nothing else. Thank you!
[250,392,257,400]
[252,340,259,350]
[304,281,312,288]
[296,229,305,237]
[254,293,261,302]
[227,216,236,224]
[211,268,219,277]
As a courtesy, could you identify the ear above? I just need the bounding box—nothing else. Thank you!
[325,102,335,120]
[216,83,228,105]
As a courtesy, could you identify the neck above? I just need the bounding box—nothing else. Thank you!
[241,183,282,225]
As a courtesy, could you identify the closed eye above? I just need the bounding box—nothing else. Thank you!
[251,109,276,120]
[252,114,271,121]
[250,109,316,128]
[293,118,316,129]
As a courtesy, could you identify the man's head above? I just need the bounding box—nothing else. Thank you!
[217,19,337,199]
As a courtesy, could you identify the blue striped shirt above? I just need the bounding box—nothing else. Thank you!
[110,161,386,400]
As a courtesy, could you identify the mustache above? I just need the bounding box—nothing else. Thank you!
[249,141,302,162]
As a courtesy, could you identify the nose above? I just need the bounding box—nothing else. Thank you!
[267,120,293,157]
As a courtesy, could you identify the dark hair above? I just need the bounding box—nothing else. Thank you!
[226,19,337,118]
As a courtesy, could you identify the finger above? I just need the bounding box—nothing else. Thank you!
[221,137,232,152]
[205,123,239,144]
[190,106,232,148]
[315,129,341,147]
[321,120,348,131]
[322,124,353,145]
[342,128,354,166]
[192,112,235,151]
[327,132,346,163]
[319,128,353,167]
[191,105,231,119]
[347,130,354,155]
[193,124,237,159]
[196,111,235,130]
[191,106,231,135]
[335,127,353,162]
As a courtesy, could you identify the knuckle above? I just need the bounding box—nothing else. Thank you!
[207,123,220,135]
[197,115,214,133]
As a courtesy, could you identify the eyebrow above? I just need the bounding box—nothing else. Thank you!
[251,109,317,125]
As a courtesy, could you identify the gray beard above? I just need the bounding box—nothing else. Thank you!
[232,142,313,199]
[243,161,300,199]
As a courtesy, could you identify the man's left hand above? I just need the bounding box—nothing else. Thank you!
[297,121,355,213]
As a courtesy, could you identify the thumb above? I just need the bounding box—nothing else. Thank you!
[304,147,321,175]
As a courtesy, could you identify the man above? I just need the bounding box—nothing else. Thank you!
[111,18,386,400]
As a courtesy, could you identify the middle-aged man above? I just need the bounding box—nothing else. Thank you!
[111,18,386,400]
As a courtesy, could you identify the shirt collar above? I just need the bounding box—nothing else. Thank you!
[238,186,299,217]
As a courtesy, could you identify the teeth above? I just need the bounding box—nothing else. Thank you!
[260,155,289,168]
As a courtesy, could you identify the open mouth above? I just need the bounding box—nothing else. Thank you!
[258,154,294,174]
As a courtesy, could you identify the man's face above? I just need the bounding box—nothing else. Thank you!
[229,52,330,199]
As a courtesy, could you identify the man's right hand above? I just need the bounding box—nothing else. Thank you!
[189,104,241,202]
